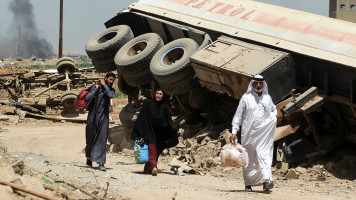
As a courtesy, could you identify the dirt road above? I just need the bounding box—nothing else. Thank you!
[1,120,356,200]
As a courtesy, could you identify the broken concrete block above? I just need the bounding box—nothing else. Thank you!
[296,166,307,174]
[15,110,27,120]
[161,149,169,156]
[206,157,218,168]
[0,115,10,121]
[286,169,299,179]
[5,106,15,114]
[11,160,24,175]
[184,154,192,163]
[185,139,193,148]
[218,129,232,145]
[204,136,211,143]
[196,133,209,143]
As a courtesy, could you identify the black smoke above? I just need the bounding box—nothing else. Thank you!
[0,0,54,59]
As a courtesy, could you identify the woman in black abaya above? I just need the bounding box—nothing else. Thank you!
[131,88,176,176]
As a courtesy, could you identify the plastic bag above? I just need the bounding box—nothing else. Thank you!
[219,143,249,167]
[134,138,149,164]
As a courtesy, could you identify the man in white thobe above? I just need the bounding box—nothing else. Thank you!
[231,75,277,192]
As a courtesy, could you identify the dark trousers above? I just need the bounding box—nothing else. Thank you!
[144,143,163,171]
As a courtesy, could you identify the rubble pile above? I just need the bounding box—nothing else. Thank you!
[156,122,232,175]
[0,143,91,199]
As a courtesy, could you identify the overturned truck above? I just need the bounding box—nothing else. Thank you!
[85,0,356,159]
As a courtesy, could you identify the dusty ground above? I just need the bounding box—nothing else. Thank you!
[0,117,356,200]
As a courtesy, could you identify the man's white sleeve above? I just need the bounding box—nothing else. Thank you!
[269,97,277,116]
[231,97,245,135]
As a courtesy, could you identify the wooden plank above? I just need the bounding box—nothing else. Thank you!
[274,124,296,141]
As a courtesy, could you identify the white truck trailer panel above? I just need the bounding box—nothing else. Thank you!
[130,0,356,67]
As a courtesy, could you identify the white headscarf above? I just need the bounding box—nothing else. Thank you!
[246,75,268,95]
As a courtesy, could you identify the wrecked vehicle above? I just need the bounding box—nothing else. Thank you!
[85,0,356,163]
[0,57,103,116]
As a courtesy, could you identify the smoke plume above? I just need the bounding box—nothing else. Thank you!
[0,0,54,59]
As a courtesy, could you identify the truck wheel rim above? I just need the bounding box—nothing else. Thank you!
[97,31,117,44]
[125,40,148,57]
[160,46,185,67]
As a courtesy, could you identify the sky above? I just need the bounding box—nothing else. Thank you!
[0,0,329,57]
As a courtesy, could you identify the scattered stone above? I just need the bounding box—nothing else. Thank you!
[296,166,307,174]
[161,149,169,156]
[196,133,209,143]
[0,115,10,121]
[206,157,218,168]
[15,110,27,120]
[5,106,15,114]
[61,120,66,123]
[11,160,25,175]
[185,139,193,148]
[218,129,231,145]
[9,116,19,124]
[286,169,299,179]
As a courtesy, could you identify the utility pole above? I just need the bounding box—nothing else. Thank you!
[18,25,21,58]
[58,0,63,58]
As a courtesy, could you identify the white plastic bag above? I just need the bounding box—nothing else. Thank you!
[219,144,249,167]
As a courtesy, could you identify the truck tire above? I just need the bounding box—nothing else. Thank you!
[115,33,164,74]
[57,56,74,65]
[61,91,78,108]
[159,74,196,95]
[57,61,76,73]
[85,25,134,60]
[117,72,138,96]
[150,38,198,84]
[123,68,154,87]
[91,56,117,72]
[119,103,141,128]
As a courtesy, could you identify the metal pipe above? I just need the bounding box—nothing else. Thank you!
[58,0,63,58]
[0,180,57,200]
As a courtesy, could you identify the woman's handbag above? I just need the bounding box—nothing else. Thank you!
[134,138,149,164]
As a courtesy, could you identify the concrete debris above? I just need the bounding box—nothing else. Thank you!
[286,169,299,179]
[0,115,10,121]
[296,166,307,174]
[218,129,232,146]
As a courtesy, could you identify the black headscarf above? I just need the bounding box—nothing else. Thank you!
[131,89,176,147]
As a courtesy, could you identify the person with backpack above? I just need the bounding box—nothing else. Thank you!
[85,72,116,171]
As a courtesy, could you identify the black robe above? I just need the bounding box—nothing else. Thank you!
[85,84,115,164]
[131,99,176,149]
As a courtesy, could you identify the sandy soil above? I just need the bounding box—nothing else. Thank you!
[0,118,355,200]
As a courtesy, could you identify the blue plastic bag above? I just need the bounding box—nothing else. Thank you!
[134,138,149,164]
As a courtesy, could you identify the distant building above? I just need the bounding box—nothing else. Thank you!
[330,0,356,23]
